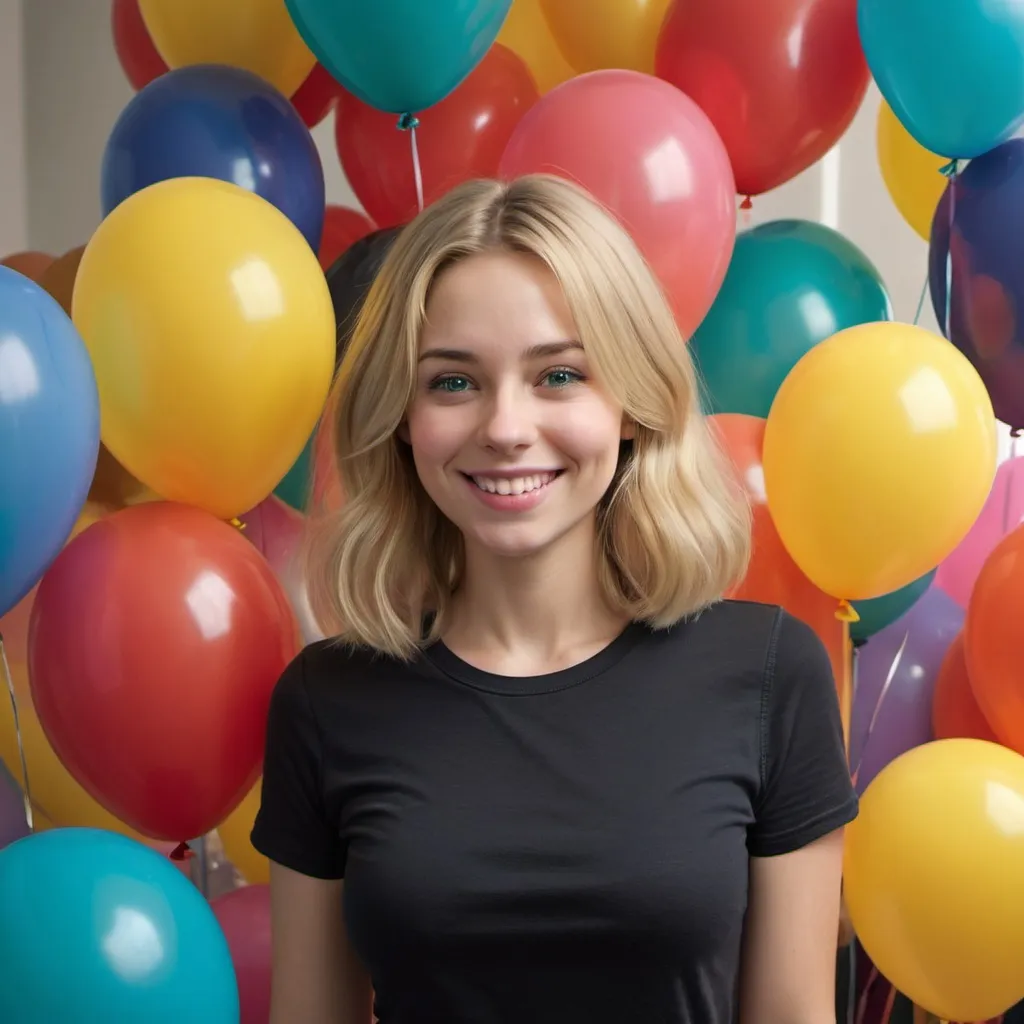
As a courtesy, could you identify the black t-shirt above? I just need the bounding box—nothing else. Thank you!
[251,600,857,1024]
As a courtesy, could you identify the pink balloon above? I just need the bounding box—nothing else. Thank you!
[499,69,736,337]
[238,497,323,645]
[211,885,271,1024]
[936,456,1024,607]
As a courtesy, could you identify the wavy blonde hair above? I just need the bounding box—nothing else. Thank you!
[305,174,751,659]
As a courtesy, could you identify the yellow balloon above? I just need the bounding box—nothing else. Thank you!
[73,177,335,521]
[540,0,672,73]
[218,780,269,884]
[138,0,316,97]
[845,739,1024,1021]
[498,0,578,93]
[763,322,996,601]
[877,101,950,242]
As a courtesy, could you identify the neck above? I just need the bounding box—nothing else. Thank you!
[443,519,629,669]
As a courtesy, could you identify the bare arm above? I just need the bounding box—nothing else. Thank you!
[269,862,374,1024]
[738,829,846,1024]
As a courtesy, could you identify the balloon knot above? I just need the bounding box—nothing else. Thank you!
[1011,425,1023,438]
[939,159,960,178]
[739,195,753,210]
[228,517,246,531]
[169,841,194,862]
[835,599,860,624]
[397,113,420,131]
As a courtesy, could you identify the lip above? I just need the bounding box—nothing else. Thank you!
[459,470,562,513]
[461,468,564,477]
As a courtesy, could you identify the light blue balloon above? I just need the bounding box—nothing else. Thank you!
[0,829,239,1023]
[285,0,512,114]
[859,0,1024,158]
[690,220,891,418]
[0,266,99,617]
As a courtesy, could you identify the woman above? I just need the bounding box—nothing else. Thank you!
[251,174,857,1023]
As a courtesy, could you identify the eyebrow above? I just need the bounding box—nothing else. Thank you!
[418,339,584,363]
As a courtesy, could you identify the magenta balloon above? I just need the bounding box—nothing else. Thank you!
[935,455,1024,607]
[211,884,271,1024]
[238,497,323,645]
[850,586,964,794]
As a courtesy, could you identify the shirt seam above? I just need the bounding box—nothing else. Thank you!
[758,608,784,799]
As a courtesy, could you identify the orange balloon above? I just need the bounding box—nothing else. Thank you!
[933,632,998,743]
[711,414,849,720]
[37,244,85,316]
[964,523,1024,754]
[1,251,54,282]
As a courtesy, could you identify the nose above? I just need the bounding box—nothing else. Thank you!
[477,384,539,454]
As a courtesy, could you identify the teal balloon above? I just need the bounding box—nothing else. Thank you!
[850,570,937,643]
[285,0,512,114]
[859,0,1024,159]
[690,220,892,418]
[0,829,239,1023]
[274,430,314,511]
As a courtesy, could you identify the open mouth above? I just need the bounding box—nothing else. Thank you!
[461,470,564,496]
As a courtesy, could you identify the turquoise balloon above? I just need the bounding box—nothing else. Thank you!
[850,570,937,643]
[0,829,239,1023]
[274,430,314,511]
[285,0,512,114]
[860,0,1024,159]
[690,220,891,418]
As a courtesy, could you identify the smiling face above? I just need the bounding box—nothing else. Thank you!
[404,250,631,561]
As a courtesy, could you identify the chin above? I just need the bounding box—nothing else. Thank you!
[463,524,559,560]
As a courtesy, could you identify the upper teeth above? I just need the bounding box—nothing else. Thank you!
[472,473,556,495]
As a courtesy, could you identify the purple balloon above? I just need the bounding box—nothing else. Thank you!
[850,587,964,794]
[929,139,1024,430]
[0,762,29,852]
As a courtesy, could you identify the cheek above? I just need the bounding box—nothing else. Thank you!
[406,404,469,467]
[548,403,624,469]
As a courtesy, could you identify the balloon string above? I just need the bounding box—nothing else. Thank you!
[912,270,929,326]
[942,160,961,340]
[850,628,910,788]
[0,633,33,832]
[854,966,880,1024]
[397,113,425,214]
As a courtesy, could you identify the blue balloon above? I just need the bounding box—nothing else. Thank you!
[0,829,239,1023]
[859,0,1024,158]
[690,220,892,418]
[101,64,325,250]
[929,139,1024,430]
[285,0,512,114]
[850,569,936,643]
[0,267,99,617]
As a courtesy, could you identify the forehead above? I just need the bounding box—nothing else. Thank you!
[420,251,576,354]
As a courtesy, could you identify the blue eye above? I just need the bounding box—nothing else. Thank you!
[429,374,474,393]
[541,367,584,388]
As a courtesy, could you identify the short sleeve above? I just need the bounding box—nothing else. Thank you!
[250,652,347,879]
[747,610,858,857]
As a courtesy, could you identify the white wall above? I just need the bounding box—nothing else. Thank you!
[0,0,27,254]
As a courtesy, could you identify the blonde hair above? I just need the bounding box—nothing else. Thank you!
[305,174,751,659]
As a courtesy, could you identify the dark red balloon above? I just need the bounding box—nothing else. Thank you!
[111,0,168,91]
[318,205,376,271]
[655,0,868,197]
[212,886,272,1024]
[336,43,539,228]
[291,62,343,128]
[28,502,298,841]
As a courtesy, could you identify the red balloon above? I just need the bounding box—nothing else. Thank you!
[319,205,377,271]
[337,44,540,228]
[711,414,848,691]
[500,69,736,338]
[291,62,343,128]
[211,886,271,1024]
[111,0,168,91]
[964,523,1024,755]
[933,632,998,743]
[655,0,868,198]
[28,502,298,841]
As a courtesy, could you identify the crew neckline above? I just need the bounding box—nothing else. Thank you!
[422,621,648,696]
